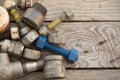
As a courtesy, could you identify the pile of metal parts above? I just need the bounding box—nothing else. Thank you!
[0,0,79,80]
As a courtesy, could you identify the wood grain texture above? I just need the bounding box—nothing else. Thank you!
[1,0,120,21]
[16,69,120,80]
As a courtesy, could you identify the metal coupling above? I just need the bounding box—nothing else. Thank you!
[21,29,39,46]
[23,48,41,60]
[22,3,47,30]
[10,26,20,40]
[48,33,66,44]
[0,6,9,34]
[43,55,65,79]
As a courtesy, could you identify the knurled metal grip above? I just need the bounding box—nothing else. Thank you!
[0,6,9,34]
[44,55,65,79]
[36,36,79,63]
[22,3,47,30]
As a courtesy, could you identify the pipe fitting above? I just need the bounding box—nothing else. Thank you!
[0,39,41,60]
[43,55,65,79]
[0,53,44,80]
[36,36,79,63]
[22,3,47,30]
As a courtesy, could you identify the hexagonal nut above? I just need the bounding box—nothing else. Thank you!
[13,41,24,57]
[3,0,16,10]
[64,8,74,20]
[20,26,31,36]
[22,29,39,46]
[39,25,49,36]
[8,41,16,54]
[48,33,65,44]
[36,36,47,49]
[1,39,11,52]
[23,48,41,60]
[10,27,20,40]
[68,48,79,63]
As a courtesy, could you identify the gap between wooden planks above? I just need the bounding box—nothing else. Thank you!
[16,69,120,80]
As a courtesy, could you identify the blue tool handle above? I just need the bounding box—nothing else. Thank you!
[44,42,69,57]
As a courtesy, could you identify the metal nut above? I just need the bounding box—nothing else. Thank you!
[1,39,10,52]
[39,25,49,36]
[23,48,41,60]
[20,26,31,36]
[7,41,16,54]
[48,33,65,44]
[21,29,39,46]
[10,26,20,40]
[13,41,24,56]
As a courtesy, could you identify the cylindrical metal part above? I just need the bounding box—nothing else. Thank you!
[7,41,16,54]
[21,29,39,46]
[10,26,20,40]
[1,39,10,52]
[23,48,41,60]
[0,6,9,34]
[43,55,65,79]
[22,60,44,73]
[20,26,31,36]
[22,3,47,30]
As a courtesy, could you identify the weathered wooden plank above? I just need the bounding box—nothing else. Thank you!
[17,69,120,80]
[1,0,120,21]
[2,22,120,68]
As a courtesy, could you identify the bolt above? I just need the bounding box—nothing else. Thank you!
[36,36,79,63]
[0,39,41,60]
[3,0,31,36]
[48,33,66,44]
[22,3,47,30]
[43,55,65,79]
[39,8,74,35]
[21,29,39,46]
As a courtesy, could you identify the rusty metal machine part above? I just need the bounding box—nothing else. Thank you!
[43,55,65,79]
[22,3,47,30]
[0,6,9,34]
[0,53,44,80]
[10,26,20,40]
[23,48,41,60]
[21,29,39,46]
[48,33,66,44]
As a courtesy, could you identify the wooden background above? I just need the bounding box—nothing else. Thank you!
[1,0,120,80]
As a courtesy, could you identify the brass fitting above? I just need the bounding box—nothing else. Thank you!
[39,8,74,36]
[0,39,41,60]
[0,53,44,80]
[43,55,65,79]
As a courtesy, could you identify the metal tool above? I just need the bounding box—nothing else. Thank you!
[22,3,47,30]
[0,39,41,60]
[39,8,74,36]
[0,53,44,80]
[44,55,65,79]
[36,36,79,63]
